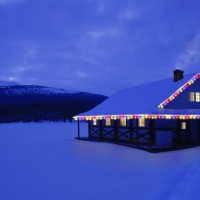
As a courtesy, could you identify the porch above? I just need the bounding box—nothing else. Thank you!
[75,118,200,151]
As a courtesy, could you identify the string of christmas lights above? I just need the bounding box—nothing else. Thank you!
[73,114,200,121]
[158,73,200,108]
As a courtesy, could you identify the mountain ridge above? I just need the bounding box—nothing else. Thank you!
[0,84,103,96]
[0,85,108,122]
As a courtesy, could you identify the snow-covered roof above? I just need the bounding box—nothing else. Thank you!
[76,72,200,118]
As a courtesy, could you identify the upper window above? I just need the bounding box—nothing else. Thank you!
[120,118,126,126]
[196,92,200,102]
[138,118,145,127]
[189,92,194,101]
[189,92,200,102]
[106,118,111,126]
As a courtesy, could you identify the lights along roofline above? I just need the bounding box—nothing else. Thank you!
[73,114,200,120]
[158,73,200,108]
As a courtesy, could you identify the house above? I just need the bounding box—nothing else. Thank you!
[73,70,200,150]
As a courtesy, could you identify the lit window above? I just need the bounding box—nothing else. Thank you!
[106,118,111,126]
[189,92,194,101]
[138,118,145,127]
[93,119,97,125]
[181,122,186,130]
[120,118,126,126]
[196,92,200,102]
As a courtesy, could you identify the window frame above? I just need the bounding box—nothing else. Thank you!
[120,118,126,126]
[93,119,97,126]
[106,118,111,126]
[181,122,186,130]
[138,118,145,127]
[196,92,200,102]
[189,92,195,101]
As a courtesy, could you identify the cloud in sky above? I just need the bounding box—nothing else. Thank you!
[0,0,21,4]
[175,32,200,70]
[1,0,200,96]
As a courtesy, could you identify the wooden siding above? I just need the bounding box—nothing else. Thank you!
[155,119,176,128]
[165,79,200,109]
[190,120,198,144]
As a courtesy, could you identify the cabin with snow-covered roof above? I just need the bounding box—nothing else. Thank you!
[73,70,200,150]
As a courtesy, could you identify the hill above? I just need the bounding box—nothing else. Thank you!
[0,85,108,123]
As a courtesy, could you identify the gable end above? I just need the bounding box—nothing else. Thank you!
[158,73,200,109]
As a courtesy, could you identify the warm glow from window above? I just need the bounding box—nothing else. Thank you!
[181,122,186,130]
[189,92,194,101]
[106,118,111,126]
[120,118,126,126]
[93,119,97,125]
[196,92,200,102]
[138,118,145,127]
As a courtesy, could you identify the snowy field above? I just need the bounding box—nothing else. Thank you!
[0,122,200,200]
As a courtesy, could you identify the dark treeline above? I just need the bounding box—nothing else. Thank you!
[0,100,103,123]
[0,92,107,105]
[0,85,108,123]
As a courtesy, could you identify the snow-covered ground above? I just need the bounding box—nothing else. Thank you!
[0,122,200,200]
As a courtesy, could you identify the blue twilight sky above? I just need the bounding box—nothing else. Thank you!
[0,0,200,96]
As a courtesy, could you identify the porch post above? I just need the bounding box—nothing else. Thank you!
[136,119,139,146]
[198,120,200,145]
[88,121,91,139]
[100,119,103,140]
[78,119,80,138]
[114,119,118,141]
[130,119,133,143]
[149,119,155,148]
[186,120,190,145]
[177,120,181,145]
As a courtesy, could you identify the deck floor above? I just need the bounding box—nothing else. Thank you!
[75,137,198,153]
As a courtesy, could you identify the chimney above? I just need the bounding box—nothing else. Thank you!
[173,69,184,82]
